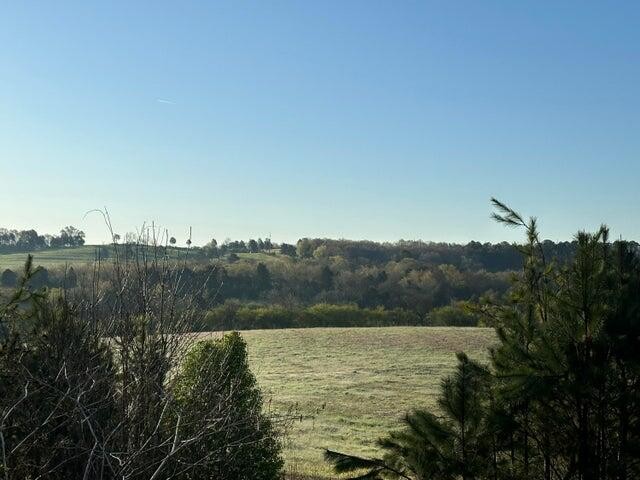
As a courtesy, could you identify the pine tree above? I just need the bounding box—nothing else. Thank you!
[327,201,640,480]
[326,353,495,480]
[172,332,283,480]
[489,201,640,480]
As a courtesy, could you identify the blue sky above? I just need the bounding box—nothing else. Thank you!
[1,1,638,245]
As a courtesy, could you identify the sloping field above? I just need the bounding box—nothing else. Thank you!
[0,246,102,270]
[203,326,496,478]
[0,245,202,270]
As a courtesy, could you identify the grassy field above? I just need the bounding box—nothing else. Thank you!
[0,246,102,269]
[0,245,204,270]
[203,327,496,478]
[0,246,282,271]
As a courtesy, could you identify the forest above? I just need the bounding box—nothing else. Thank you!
[1,231,614,330]
[0,226,86,252]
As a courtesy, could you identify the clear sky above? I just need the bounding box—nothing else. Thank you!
[1,1,638,246]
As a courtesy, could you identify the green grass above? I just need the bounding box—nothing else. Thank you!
[0,246,103,270]
[235,251,291,268]
[202,326,496,478]
[0,245,207,270]
[0,246,281,271]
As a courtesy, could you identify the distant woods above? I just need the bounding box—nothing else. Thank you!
[202,236,581,273]
[0,226,85,252]
[3,233,633,329]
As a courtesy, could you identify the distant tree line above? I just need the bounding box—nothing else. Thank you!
[201,237,275,257]
[208,259,509,312]
[6,232,633,329]
[203,301,481,330]
[195,236,587,273]
[290,237,584,272]
[1,254,485,328]
[0,226,85,252]
[2,253,509,315]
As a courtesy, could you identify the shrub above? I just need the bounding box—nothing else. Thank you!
[0,268,17,287]
[0,294,117,478]
[427,302,479,327]
[172,333,283,480]
[203,303,423,330]
[0,253,284,480]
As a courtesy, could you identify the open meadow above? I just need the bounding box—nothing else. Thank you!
[205,326,497,478]
[0,246,210,272]
[0,246,104,269]
[0,246,283,270]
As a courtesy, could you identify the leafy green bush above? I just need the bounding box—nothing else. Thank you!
[204,302,424,330]
[0,268,17,287]
[299,303,421,328]
[427,302,479,327]
[172,333,283,480]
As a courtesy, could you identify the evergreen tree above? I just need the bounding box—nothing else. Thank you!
[280,243,297,257]
[172,333,282,480]
[0,259,117,479]
[320,265,334,290]
[65,266,78,288]
[0,269,17,288]
[327,200,640,480]
[488,200,640,480]
[326,353,496,480]
[255,262,272,294]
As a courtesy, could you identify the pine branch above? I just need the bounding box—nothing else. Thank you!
[490,198,526,228]
[324,449,411,479]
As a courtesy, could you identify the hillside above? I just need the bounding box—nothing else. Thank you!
[0,245,202,270]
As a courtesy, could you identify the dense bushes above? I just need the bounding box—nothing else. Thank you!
[302,304,422,328]
[204,303,425,330]
[426,302,481,326]
[173,333,283,479]
[203,302,486,331]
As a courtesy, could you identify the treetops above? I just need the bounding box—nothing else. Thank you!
[0,225,85,252]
